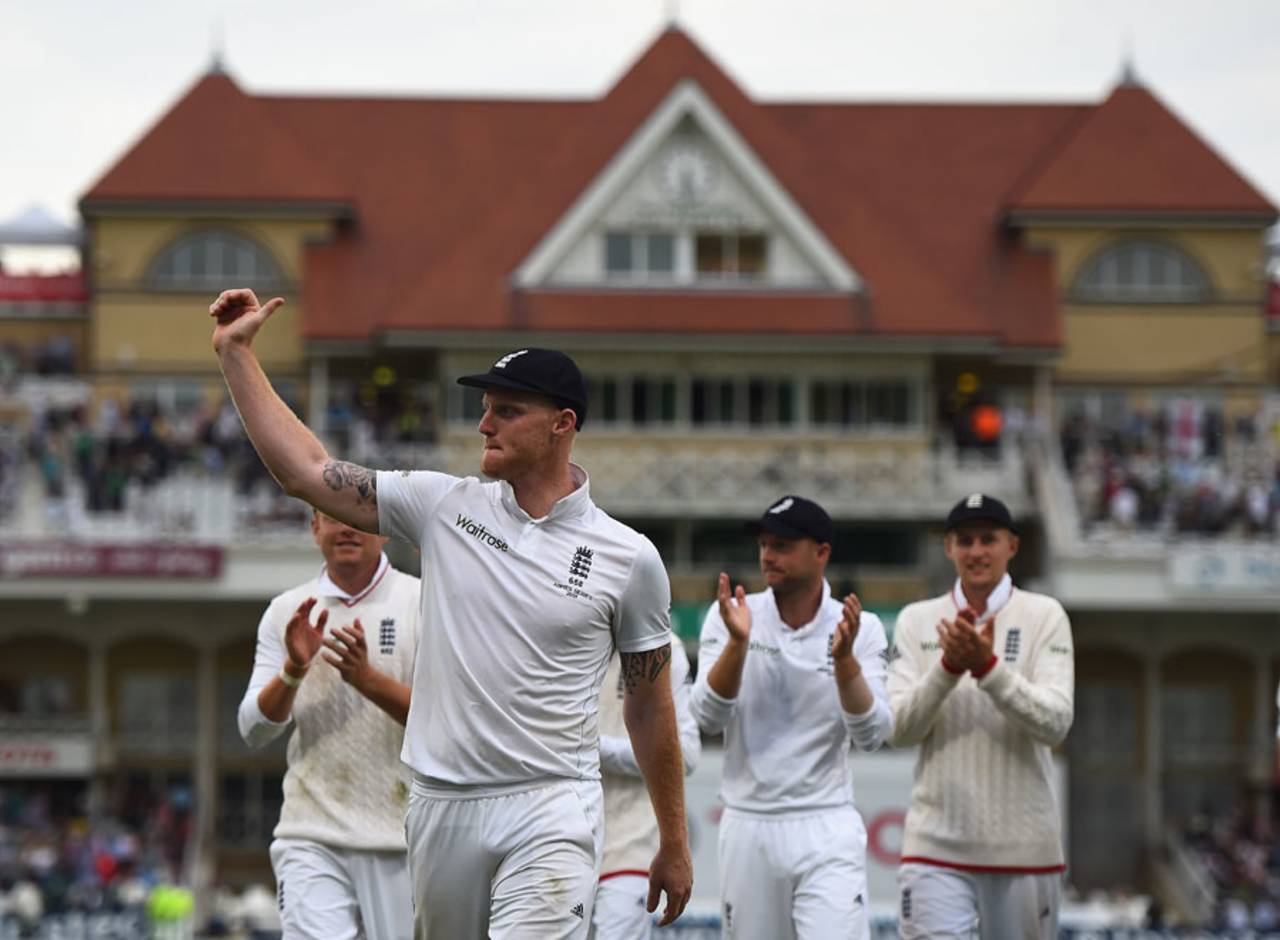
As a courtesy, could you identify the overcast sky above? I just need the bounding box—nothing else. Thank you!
[3,0,1278,231]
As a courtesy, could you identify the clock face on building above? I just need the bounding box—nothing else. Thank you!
[658,143,714,201]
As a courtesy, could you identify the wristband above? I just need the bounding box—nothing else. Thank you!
[278,666,306,688]
[972,655,999,680]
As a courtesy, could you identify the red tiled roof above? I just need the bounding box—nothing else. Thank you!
[82,73,349,205]
[1009,84,1275,216]
[81,29,1276,351]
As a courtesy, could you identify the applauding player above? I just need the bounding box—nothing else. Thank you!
[888,494,1074,940]
[690,496,891,940]
[238,510,418,939]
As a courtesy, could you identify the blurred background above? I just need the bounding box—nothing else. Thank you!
[2,1,1279,936]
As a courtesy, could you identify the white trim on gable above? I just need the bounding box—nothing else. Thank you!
[513,79,861,293]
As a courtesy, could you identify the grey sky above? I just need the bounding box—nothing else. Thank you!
[3,0,1278,229]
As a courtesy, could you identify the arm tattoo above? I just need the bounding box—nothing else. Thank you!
[620,644,672,694]
[322,460,378,505]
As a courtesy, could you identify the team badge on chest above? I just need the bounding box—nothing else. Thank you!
[553,545,596,600]
[569,546,593,585]
[1003,626,1021,663]
[379,617,396,654]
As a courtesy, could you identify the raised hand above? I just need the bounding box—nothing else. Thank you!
[284,598,328,670]
[322,620,373,692]
[209,288,285,354]
[831,593,862,661]
[716,572,751,643]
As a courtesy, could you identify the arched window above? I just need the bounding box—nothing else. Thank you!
[146,230,284,290]
[1072,240,1210,303]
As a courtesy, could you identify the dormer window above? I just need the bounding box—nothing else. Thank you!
[695,231,766,280]
[605,231,676,280]
[602,229,768,284]
[514,81,859,293]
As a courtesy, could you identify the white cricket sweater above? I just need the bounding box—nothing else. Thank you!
[887,585,1074,871]
[238,558,421,851]
[597,642,701,875]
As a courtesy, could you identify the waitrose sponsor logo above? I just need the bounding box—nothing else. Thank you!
[455,515,509,552]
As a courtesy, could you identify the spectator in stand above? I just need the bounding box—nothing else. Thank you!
[1063,399,1280,539]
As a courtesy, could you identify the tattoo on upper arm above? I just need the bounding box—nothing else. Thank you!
[322,460,378,505]
[620,644,672,694]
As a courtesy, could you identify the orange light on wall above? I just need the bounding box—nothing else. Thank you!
[971,403,1003,442]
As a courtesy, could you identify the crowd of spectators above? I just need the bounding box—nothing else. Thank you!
[0,786,280,936]
[0,785,182,921]
[1182,799,1280,931]
[1061,401,1280,539]
[27,396,275,510]
[13,392,306,533]
[0,375,437,533]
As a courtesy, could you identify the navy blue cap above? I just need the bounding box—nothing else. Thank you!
[749,495,834,544]
[945,493,1017,534]
[457,348,588,430]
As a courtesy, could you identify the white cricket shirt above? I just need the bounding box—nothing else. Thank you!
[377,464,673,788]
[689,582,892,814]
[237,556,421,851]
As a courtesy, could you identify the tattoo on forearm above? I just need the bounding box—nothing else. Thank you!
[322,461,378,505]
[620,645,672,693]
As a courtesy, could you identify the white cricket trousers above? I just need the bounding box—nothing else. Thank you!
[590,873,651,940]
[719,806,870,940]
[269,838,412,940]
[405,776,604,939]
[897,862,1062,940]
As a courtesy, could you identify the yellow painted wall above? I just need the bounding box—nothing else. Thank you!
[88,216,331,375]
[93,294,304,374]
[1025,226,1272,384]
[1060,305,1266,383]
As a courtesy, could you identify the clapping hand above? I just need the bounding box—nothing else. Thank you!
[322,619,374,692]
[936,607,994,673]
[284,598,328,671]
[716,573,751,642]
[830,592,862,662]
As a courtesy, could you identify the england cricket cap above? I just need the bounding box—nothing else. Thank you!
[457,348,589,430]
[749,495,834,544]
[945,493,1017,534]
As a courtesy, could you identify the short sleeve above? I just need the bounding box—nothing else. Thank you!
[376,470,460,544]
[614,538,673,654]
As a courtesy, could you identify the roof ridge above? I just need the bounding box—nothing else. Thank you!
[84,71,351,206]
[80,70,236,204]
[1006,83,1276,216]
[1001,102,1097,211]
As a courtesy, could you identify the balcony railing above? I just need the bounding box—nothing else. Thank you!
[2,437,1030,543]
[361,435,1029,519]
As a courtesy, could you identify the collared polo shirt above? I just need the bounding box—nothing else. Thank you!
[690,581,891,814]
[377,465,672,788]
